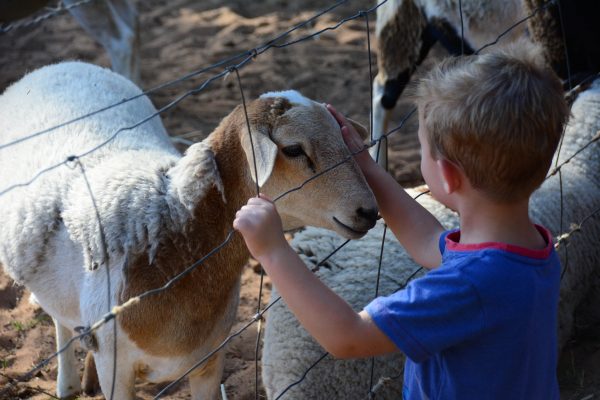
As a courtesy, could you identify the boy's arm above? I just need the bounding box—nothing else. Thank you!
[327,105,444,269]
[234,196,397,359]
[361,159,444,269]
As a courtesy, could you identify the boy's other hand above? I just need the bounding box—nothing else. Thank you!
[326,104,375,170]
[234,195,289,261]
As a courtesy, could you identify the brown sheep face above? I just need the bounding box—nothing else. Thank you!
[242,94,378,239]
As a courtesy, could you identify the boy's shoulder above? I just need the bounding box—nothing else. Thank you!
[435,228,561,310]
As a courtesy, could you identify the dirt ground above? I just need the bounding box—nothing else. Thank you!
[0,1,599,399]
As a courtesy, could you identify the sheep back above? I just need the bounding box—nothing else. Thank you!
[530,78,600,345]
[0,61,179,280]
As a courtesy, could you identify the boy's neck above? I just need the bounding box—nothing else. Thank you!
[456,195,546,250]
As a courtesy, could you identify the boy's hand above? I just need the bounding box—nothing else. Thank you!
[326,104,376,170]
[234,195,289,261]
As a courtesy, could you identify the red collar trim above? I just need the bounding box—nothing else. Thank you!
[445,225,553,260]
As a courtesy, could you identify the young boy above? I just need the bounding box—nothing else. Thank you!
[234,40,570,399]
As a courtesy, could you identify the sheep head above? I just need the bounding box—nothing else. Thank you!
[239,90,378,239]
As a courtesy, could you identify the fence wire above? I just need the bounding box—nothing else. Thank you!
[232,65,265,400]
[0,96,409,400]
[0,0,598,399]
[0,0,97,34]
[0,0,349,152]
[152,102,418,398]
[0,1,391,198]
[71,158,117,400]
[243,0,599,398]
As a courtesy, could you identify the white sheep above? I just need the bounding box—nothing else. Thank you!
[0,62,378,399]
[261,79,600,399]
[371,0,525,167]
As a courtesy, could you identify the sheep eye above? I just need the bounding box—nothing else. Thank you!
[281,145,305,158]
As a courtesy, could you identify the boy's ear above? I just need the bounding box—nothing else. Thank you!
[346,118,369,141]
[437,159,462,194]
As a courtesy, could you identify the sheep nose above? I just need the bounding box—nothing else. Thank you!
[356,206,378,224]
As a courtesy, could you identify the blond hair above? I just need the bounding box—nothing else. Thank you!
[412,39,569,202]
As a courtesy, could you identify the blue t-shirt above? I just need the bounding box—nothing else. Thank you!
[364,225,560,400]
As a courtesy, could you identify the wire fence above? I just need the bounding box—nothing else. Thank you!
[0,0,599,399]
[0,0,97,34]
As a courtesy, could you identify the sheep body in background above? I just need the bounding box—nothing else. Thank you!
[262,79,600,399]
[0,62,378,399]
[372,0,600,169]
[371,0,525,167]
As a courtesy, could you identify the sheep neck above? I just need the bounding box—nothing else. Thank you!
[118,115,254,357]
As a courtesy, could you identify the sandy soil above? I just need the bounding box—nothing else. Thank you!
[0,1,598,399]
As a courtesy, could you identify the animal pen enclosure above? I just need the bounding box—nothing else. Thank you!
[0,0,599,399]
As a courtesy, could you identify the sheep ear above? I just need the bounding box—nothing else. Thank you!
[347,118,369,141]
[241,127,277,187]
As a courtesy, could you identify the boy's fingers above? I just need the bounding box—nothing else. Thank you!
[246,194,272,206]
[258,193,273,203]
[247,197,263,206]
[327,105,364,146]
[326,103,341,120]
[233,217,244,231]
[234,212,258,230]
[240,204,255,212]
[341,126,363,152]
[326,103,338,116]
[326,104,348,127]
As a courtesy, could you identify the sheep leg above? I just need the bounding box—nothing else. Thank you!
[94,347,136,400]
[81,351,101,396]
[188,351,225,400]
[107,0,140,83]
[371,77,389,170]
[54,320,81,398]
[65,0,140,84]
